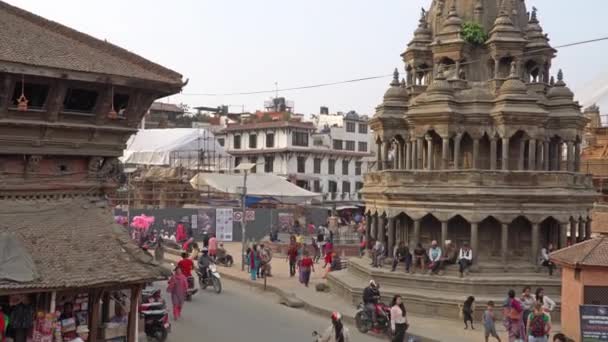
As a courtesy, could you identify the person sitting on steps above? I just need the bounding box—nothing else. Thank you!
[539,243,555,276]
[458,242,473,277]
[412,243,426,273]
[427,240,443,275]
[442,240,458,265]
[391,241,412,273]
[371,240,385,268]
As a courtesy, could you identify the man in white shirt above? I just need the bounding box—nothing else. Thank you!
[458,242,473,277]
[427,240,443,274]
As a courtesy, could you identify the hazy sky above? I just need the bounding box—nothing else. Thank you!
[9,0,608,115]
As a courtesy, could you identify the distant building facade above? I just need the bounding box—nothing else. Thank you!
[142,102,184,128]
[216,101,374,203]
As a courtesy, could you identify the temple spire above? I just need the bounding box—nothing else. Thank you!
[391,68,400,86]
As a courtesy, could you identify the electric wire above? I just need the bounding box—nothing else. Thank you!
[180,35,608,97]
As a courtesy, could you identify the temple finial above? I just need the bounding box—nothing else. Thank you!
[401,78,406,88]
[391,68,400,86]
[550,76,555,86]
[531,6,538,21]
[557,69,564,82]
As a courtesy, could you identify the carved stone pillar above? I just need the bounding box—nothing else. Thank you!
[490,137,497,170]
[559,221,568,249]
[502,137,510,170]
[574,142,581,172]
[518,139,526,171]
[556,140,563,171]
[426,134,433,170]
[566,141,574,172]
[494,58,500,79]
[501,223,509,269]
[383,141,391,170]
[378,216,386,247]
[371,215,378,241]
[473,138,480,169]
[416,138,424,169]
[406,142,412,170]
[544,141,550,171]
[454,134,462,169]
[470,222,479,268]
[570,218,577,245]
[388,217,396,257]
[531,223,540,267]
[441,221,448,247]
[442,136,450,169]
[413,219,421,249]
[376,142,383,171]
[394,142,401,170]
[401,141,407,170]
[585,219,592,240]
[578,217,585,243]
[528,139,536,171]
[536,140,543,170]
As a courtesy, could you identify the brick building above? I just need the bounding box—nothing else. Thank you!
[0,1,182,341]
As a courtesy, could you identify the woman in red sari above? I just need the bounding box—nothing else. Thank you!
[167,267,188,320]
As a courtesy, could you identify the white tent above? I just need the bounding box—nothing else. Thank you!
[190,173,322,204]
[122,128,229,170]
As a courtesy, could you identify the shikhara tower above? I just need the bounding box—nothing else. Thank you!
[363,0,596,269]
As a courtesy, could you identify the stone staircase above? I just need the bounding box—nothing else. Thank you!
[327,256,561,322]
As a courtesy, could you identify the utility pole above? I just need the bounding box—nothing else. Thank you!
[241,170,248,271]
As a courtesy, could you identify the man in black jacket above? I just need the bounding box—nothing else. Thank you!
[363,280,380,325]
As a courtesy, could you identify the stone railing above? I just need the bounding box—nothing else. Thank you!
[364,169,594,189]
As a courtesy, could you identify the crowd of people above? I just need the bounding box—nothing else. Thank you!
[366,238,473,277]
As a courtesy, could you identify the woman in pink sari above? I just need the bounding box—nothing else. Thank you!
[503,289,525,342]
[167,267,188,320]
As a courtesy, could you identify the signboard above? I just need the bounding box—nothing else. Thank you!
[278,213,294,232]
[580,304,608,341]
[215,208,233,242]
[245,210,255,222]
[233,211,243,222]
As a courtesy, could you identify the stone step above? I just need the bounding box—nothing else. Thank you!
[327,270,561,322]
[347,258,561,296]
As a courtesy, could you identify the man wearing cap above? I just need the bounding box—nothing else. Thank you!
[362,280,381,326]
[427,240,443,275]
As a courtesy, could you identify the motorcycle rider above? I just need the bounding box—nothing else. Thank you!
[197,247,211,283]
[216,243,227,262]
[317,312,350,342]
[363,280,381,326]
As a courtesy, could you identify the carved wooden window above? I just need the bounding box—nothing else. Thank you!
[11,82,49,109]
[113,93,130,117]
[63,88,98,113]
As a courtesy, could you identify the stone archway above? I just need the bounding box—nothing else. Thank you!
[509,216,532,260]
[448,215,471,248]
[479,216,501,259]
[540,216,560,249]
[419,213,441,246]
[395,213,414,246]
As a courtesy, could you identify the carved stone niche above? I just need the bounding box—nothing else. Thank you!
[98,157,121,180]
[25,155,42,176]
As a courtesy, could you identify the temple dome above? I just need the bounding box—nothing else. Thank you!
[547,70,574,99]
[383,69,409,102]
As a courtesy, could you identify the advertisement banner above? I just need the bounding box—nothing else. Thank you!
[278,213,294,232]
[580,304,608,341]
[215,208,234,242]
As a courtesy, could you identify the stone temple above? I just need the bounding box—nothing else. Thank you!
[328,0,597,320]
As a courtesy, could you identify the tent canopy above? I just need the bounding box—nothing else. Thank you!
[190,173,321,204]
[122,128,228,169]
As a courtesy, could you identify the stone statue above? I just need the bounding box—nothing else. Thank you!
[98,157,121,180]
[88,157,104,176]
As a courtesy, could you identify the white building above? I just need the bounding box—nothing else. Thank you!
[216,107,375,203]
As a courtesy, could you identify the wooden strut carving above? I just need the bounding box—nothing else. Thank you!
[25,155,42,175]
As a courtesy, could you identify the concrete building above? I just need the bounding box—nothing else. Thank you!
[328,0,597,321]
[142,101,184,128]
[551,237,608,341]
[0,1,183,341]
[216,101,374,203]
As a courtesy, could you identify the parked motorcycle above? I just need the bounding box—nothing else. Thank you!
[185,276,198,301]
[215,254,233,267]
[139,286,170,341]
[196,263,222,294]
[355,302,392,336]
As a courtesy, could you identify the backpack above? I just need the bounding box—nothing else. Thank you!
[529,314,546,337]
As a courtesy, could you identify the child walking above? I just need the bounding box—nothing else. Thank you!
[483,301,501,342]
[463,296,475,330]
